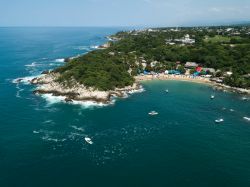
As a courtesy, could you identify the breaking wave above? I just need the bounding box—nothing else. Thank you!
[55,58,65,63]
[41,93,110,108]
[12,75,40,85]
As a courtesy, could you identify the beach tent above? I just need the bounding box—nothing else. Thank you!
[168,70,181,75]
[196,66,202,72]
[193,72,200,76]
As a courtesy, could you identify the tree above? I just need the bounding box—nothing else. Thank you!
[177,65,186,74]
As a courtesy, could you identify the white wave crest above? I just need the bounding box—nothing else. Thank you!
[41,93,109,108]
[71,100,109,108]
[55,58,65,63]
[127,86,145,94]
[71,125,85,132]
[42,136,66,142]
[74,46,91,51]
[90,45,99,49]
[25,62,39,67]
[12,75,40,85]
[41,94,67,104]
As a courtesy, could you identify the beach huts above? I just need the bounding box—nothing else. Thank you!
[185,62,199,68]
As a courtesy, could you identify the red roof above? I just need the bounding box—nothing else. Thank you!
[196,66,202,72]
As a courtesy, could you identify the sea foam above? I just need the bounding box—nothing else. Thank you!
[41,93,110,108]
[55,58,65,63]
[12,75,40,85]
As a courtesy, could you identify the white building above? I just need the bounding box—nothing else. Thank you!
[174,34,195,44]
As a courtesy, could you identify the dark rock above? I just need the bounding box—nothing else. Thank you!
[64,58,71,62]
[65,98,73,102]
[41,70,50,74]
[14,78,23,83]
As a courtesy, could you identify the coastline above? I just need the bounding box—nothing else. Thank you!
[13,72,249,106]
[135,74,250,95]
[135,74,213,85]
[29,72,143,104]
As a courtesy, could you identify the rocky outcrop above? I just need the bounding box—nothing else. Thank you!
[31,73,141,104]
[213,84,250,94]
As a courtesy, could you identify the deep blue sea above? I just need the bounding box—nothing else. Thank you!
[0,27,250,187]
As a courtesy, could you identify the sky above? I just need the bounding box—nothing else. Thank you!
[0,0,250,27]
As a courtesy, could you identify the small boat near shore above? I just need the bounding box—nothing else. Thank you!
[243,117,250,121]
[211,95,215,99]
[215,119,224,123]
[165,89,169,93]
[148,111,158,116]
[85,137,93,144]
[242,97,248,101]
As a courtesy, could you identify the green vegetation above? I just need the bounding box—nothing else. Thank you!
[204,35,232,43]
[55,26,250,90]
[55,50,134,91]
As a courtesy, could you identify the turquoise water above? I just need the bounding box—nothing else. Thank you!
[0,28,250,187]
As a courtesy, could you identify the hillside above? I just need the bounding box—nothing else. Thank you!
[54,26,250,90]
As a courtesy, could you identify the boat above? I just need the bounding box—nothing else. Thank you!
[84,137,93,144]
[215,119,224,123]
[211,95,215,99]
[243,117,250,121]
[165,89,169,93]
[148,111,158,116]
[242,97,248,101]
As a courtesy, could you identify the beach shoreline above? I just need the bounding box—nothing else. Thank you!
[135,74,250,95]
[135,74,213,85]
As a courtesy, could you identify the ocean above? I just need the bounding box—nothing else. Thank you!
[0,27,250,187]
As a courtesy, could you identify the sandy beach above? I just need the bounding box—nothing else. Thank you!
[135,73,250,95]
[135,74,213,85]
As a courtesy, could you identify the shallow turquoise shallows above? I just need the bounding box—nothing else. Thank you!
[0,28,250,187]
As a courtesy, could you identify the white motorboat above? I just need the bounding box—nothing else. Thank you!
[211,95,215,99]
[165,89,169,93]
[242,97,248,101]
[85,137,93,144]
[148,111,158,116]
[215,119,224,123]
[243,117,250,121]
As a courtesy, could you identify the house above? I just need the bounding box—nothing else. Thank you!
[185,62,199,68]
[202,68,216,74]
[175,34,195,44]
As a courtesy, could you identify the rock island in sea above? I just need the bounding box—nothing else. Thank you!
[28,26,250,103]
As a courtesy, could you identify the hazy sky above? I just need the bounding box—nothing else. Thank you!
[0,0,250,27]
